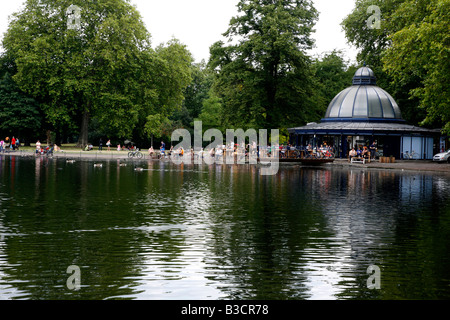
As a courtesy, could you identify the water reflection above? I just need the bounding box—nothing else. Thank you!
[0,156,449,300]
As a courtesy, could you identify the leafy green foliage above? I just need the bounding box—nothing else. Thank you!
[342,0,448,133]
[197,91,225,132]
[1,0,192,146]
[382,0,450,134]
[209,0,319,130]
[311,50,357,115]
[0,72,42,141]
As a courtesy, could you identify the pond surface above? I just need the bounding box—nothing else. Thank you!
[0,156,449,300]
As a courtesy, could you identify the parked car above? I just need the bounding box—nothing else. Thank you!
[433,149,450,163]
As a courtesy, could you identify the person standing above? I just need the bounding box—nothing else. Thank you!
[369,141,376,159]
[160,141,166,156]
[99,138,103,151]
[11,137,16,150]
[106,139,111,151]
[15,137,20,150]
[36,140,41,154]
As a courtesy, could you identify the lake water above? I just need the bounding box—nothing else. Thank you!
[0,155,449,300]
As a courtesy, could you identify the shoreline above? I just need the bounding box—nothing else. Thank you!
[2,150,450,174]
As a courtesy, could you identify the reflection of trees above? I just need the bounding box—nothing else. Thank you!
[204,166,450,300]
[1,157,449,299]
[0,158,187,299]
[204,166,331,299]
[378,174,450,299]
[328,171,450,299]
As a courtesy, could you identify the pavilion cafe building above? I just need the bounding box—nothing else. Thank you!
[288,66,444,160]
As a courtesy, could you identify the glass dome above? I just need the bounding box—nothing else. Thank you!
[322,66,404,122]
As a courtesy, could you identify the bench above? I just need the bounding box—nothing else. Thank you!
[351,157,366,164]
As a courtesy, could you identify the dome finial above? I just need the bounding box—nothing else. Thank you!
[353,65,376,85]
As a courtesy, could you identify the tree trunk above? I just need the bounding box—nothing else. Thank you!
[46,130,52,146]
[77,109,90,148]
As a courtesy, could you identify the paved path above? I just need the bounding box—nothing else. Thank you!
[3,150,450,174]
[332,158,450,174]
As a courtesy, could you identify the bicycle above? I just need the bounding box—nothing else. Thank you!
[128,149,143,159]
[403,150,420,160]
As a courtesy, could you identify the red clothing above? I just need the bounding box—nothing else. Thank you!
[11,138,16,145]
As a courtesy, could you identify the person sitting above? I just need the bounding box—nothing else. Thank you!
[349,148,357,161]
[362,146,370,161]
[356,147,362,157]
[306,144,313,155]
[47,145,55,156]
[148,146,155,158]
[35,140,41,154]
[216,147,223,159]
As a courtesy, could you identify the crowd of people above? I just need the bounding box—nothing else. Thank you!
[348,142,377,161]
[0,136,21,152]
[1,135,379,162]
[304,143,335,158]
[152,141,320,160]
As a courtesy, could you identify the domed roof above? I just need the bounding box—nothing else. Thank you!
[323,66,404,122]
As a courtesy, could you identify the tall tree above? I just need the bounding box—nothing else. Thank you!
[209,0,319,130]
[2,0,192,147]
[341,0,431,127]
[197,90,225,132]
[341,0,404,88]
[382,0,450,134]
[311,50,357,115]
[0,72,42,142]
[182,60,213,123]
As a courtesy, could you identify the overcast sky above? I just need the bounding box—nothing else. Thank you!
[0,0,358,64]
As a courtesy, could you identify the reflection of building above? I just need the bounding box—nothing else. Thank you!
[288,66,441,159]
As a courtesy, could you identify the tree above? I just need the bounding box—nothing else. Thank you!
[197,91,225,132]
[209,0,319,130]
[144,114,172,147]
[0,72,42,142]
[341,0,432,127]
[382,0,450,134]
[311,50,357,115]
[341,0,403,85]
[182,60,213,123]
[2,0,192,147]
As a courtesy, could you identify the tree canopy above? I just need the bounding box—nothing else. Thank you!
[342,0,449,133]
[1,0,447,146]
[311,50,357,116]
[0,72,42,141]
[1,0,192,146]
[382,0,450,134]
[208,0,320,130]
